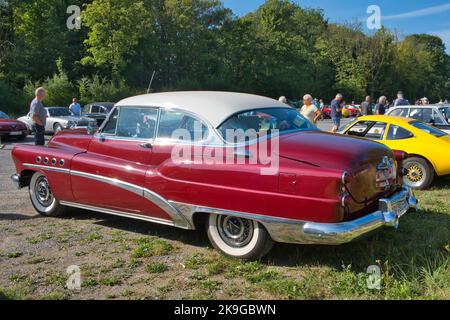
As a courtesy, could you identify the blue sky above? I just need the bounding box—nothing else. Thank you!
[222,0,450,52]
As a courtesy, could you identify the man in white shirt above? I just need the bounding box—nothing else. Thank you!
[69,98,81,117]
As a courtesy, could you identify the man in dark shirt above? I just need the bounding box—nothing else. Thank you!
[361,96,372,116]
[30,87,47,146]
[330,93,343,133]
[375,96,387,115]
[394,91,410,107]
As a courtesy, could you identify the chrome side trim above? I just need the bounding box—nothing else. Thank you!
[69,170,192,229]
[22,164,192,229]
[23,163,70,174]
[59,201,175,227]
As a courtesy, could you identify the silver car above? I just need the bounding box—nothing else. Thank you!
[18,106,97,134]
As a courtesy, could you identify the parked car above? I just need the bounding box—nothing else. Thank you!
[386,105,450,134]
[11,92,418,259]
[82,102,115,127]
[342,105,361,118]
[0,111,28,140]
[340,115,450,190]
[18,106,97,134]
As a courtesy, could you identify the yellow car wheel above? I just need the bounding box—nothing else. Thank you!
[403,157,434,190]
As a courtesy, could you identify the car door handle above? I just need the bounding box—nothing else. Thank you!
[139,143,153,149]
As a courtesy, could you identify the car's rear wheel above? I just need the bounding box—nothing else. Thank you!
[207,214,274,260]
[29,172,65,217]
[403,157,434,190]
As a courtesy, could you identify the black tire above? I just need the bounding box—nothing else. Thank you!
[207,214,274,260]
[403,157,434,190]
[53,123,63,134]
[18,133,27,141]
[29,172,65,217]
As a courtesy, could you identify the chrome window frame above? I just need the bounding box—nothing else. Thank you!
[97,106,160,142]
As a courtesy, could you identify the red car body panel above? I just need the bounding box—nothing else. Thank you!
[12,126,402,226]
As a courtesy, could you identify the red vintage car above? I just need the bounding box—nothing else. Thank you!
[0,111,28,141]
[10,92,418,259]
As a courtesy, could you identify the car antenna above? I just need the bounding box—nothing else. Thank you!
[147,70,156,94]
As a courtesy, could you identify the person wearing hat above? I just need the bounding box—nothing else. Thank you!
[394,91,410,107]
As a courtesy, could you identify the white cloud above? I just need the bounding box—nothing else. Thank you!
[383,3,450,20]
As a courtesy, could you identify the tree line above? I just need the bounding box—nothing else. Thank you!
[0,0,449,115]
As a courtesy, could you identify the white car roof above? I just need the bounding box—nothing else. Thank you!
[390,105,440,109]
[116,91,289,127]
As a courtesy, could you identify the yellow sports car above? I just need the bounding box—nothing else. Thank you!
[340,115,450,189]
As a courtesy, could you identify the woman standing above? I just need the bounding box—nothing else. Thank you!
[300,94,322,124]
[376,96,387,115]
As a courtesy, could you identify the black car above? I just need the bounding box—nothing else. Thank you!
[82,102,115,126]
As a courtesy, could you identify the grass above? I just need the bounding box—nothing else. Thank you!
[146,262,169,274]
[131,237,173,258]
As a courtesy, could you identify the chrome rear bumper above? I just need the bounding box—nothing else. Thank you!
[262,187,419,245]
[11,173,21,190]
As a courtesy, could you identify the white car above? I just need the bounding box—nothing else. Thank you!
[386,105,450,134]
[18,106,97,134]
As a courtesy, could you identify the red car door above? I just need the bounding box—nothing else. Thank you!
[70,106,173,222]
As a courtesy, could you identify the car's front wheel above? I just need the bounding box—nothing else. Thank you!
[29,172,65,217]
[207,214,274,260]
[53,123,63,133]
[403,157,434,190]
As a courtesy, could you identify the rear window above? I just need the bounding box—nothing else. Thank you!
[219,107,318,142]
[410,121,447,137]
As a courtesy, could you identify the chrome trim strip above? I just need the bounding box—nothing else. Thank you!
[69,170,192,229]
[23,163,70,174]
[22,164,192,229]
[59,201,175,227]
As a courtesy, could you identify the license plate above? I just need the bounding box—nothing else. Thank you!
[10,131,22,136]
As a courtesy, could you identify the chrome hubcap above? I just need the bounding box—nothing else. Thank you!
[35,176,53,207]
[217,216,254,248]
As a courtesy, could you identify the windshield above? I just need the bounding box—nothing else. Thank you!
[48,108,71,117]
[0,111,10,119]
[410,121,447,137]
[218,107,318,142]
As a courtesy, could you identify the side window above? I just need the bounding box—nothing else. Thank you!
[102,108,119,134]
[365,122,387,140]
[386,125,413,140]
[91,106,101,113]
[158,109,209,142]
[116,107,158,139]
[432,110,445,125]
[409,108,423,121]
[390,108,408,117]
[347,121,372,137]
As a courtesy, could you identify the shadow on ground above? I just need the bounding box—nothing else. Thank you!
[58,204,449,279]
